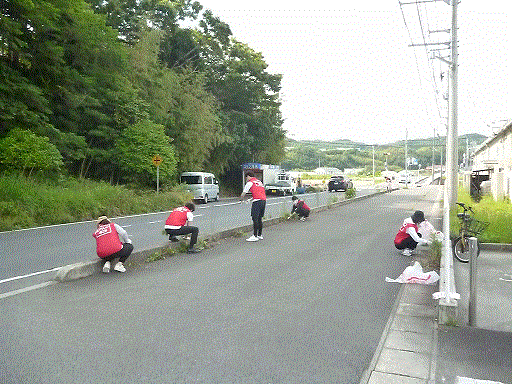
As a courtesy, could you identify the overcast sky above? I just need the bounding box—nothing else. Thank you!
[196,0,510,144]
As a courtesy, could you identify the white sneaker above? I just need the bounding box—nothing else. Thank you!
[402,249,412,257]
[257,235,263,240]
[113,262,126,272]
[246,235,259,242]
[102,261,111,273]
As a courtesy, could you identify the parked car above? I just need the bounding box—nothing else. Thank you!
[180,172,219,203]
[397,171,412,184]
[327,175,353,192]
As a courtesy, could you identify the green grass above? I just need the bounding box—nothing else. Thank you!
[345,188,356,199]
[0,174,191,231]
[450,190,512,244]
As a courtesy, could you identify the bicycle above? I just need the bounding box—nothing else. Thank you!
[452,202,489,263]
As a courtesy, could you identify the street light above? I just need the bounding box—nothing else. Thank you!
[383,152,390,171]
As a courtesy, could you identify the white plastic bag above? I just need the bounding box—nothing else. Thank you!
[418,220,444,242]
[386,261,440,284]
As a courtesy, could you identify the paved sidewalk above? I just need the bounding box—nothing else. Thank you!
[362,277,438,383]
[436,248,512,384]
[361,247,512,384]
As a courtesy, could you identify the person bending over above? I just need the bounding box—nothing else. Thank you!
[291,195,310,221]
[240,171,267,242]
[165,202,201,254]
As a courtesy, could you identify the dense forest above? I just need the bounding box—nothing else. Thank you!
[0,0,285,188]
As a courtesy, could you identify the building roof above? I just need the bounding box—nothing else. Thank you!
[472,120,512,157]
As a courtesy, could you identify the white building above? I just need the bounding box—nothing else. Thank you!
[314,167,343,175]
[469,120,512,200]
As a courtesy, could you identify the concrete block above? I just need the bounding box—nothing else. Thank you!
[391,315,434,334]
[375,348,429,379]
[397,303,436,318]
[385,330,433,353]
[401,284,437,306]
[438,301,458,325]
[369,371,426,384]
[55,261,99,282]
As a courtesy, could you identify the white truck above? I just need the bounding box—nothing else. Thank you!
[242,163,296,196]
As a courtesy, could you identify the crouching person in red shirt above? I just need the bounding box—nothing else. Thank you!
[165,202,201,254]
[291,195,310,221]
[394,210,431,257]
[93,216,134,273]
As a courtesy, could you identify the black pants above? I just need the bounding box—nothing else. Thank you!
[295,207,310,218]
[395,234,422,250]
[251,200,266,236]
[103,243,134,263]
[166,226,199,248]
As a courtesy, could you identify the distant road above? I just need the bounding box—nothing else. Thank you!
[0,188,374,290]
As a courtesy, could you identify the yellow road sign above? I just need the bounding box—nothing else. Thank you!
[152,155,162,166]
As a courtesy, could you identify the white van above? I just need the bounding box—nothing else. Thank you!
[397,170,412,184]
[180,172,219,203]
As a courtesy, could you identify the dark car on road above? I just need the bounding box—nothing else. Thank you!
[327,175,353,192]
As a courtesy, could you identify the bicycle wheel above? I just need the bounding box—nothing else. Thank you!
[453,236,480,263]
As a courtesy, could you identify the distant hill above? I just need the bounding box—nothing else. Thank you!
[286,138,371,151]
[387,133,488,150]
[286,133,488,151]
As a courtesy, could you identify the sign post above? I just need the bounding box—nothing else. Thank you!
[152,155,163,193]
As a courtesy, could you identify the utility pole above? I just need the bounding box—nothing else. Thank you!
[432,129,435,184]
[445,0,459,207]
[372,145,375,185]
[405,127,408,179]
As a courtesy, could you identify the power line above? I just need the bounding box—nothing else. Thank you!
[399,1,446,124]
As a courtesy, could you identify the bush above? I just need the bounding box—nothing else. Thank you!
[345,188,356,199]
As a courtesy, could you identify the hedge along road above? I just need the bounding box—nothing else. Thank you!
[0,186,439,383]
[0,188,374,294]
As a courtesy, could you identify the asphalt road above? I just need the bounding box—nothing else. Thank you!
[0,188,374,288]
[0,187,439,383]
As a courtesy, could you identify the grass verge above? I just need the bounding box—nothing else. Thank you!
[450,190,512,244]
[0,174,191,231]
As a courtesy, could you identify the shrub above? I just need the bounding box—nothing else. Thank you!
[345,188,356,199]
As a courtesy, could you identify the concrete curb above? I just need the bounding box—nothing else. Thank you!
[480,242,512,251]
[54,190,387,282]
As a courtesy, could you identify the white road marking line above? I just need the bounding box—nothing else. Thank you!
[0,281,57,300]
[1,211,176,234]
[215,201,242,207]
[499,278,512,282]
[0,267,61,284]
[148,220,162,224]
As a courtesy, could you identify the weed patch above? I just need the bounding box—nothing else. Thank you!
[451,190,512,244]
[345,188,356,199]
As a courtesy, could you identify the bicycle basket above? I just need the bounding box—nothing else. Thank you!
[466,218,489,236]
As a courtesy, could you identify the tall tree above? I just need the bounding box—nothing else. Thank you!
[116,119,177,185]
